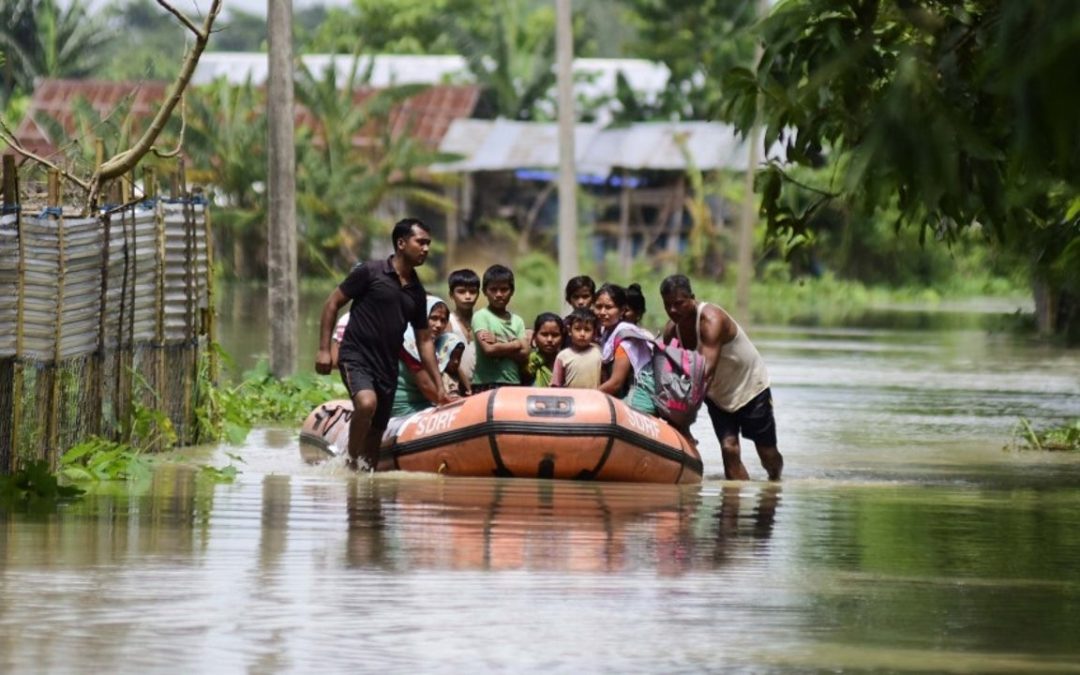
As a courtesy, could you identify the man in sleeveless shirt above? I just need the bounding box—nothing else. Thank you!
[315,218,447,470]
[660,274,783,480]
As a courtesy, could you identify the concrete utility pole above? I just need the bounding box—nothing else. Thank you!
[555,0,579,296]
[735,0,770,323]
[267,0,298,377]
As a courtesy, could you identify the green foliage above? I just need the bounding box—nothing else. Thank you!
[294,56,456,268]
[95,0,184,80]
[60,437,154,483]
[1011,419,1080,453]
[184,77,268,279]
[306,0,594,121]
[229,359,349,427]
[448,0,560,121]
[196,345,347,447]
[59,437,244,486]
[724,1,1080,337]
[0,460,85,508]
[620,0,757,120]
[308,0,484,54]
[0,0,108,102]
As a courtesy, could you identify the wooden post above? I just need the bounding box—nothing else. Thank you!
[202,191,217,390]
[43,169,63,464]
[118,171,137,442]
[665,175,686,271]
[555,0,579,297]
[617,169,632,277]
[151,167,166,451]
[267,0,299,377]
[87,140,108,438]
[179,158,194,444]
[1,156,17,470]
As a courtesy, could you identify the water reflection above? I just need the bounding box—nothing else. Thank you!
[337,477,781,575]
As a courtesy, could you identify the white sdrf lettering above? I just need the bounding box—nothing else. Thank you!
[626,409,660,438]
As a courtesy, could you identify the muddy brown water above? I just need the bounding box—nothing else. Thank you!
[3,289,1079,672]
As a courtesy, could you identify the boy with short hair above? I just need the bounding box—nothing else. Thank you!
[551,308,602,389]
[446,268,480,384]
[471,264,530,392]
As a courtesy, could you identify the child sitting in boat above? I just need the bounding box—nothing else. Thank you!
[563,275,596,347]
[564,274,596,311]
[446,268,480,383]
[471,264,530,392]
[391,296,459,418]
[523,312,564,386]
[439,333,469,397]
[551,308,602,389]
[623,283,647,325]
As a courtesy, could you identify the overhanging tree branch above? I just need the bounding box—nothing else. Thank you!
[0,117,90,191]
[88,0,221,204]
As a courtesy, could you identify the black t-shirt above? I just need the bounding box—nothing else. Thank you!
[338,256,427,382]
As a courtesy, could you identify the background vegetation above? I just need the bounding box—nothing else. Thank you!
[1,0,1075,341]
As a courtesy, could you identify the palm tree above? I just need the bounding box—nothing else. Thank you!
[184,78,268,279]
[294,56,455,273]
[0,0,108,102]
[449,0,558,121]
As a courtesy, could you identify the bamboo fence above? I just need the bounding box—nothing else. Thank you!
[0,158,214,472]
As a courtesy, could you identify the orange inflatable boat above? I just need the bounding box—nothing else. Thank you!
[299,387,703,484]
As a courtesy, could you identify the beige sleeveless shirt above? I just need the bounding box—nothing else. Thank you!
[677,302,769,412]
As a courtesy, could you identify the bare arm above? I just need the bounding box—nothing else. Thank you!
[550,356,565,387]
[413,368,441,404]
[316,288,349,374]
[598,354,632,396]
[661,320,676,342]
[475,330,526,358]
[458,368,472,396]
[415,327,448,404]
[697,306,737,385]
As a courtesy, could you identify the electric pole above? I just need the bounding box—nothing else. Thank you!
[267,0,298,376]
[555,0,579,297]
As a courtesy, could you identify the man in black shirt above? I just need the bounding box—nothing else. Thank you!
[315,218,446,469]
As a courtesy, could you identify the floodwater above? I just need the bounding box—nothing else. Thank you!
[3,292,1080,673]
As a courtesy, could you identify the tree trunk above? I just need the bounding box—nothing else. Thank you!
[1033,278,1056,337]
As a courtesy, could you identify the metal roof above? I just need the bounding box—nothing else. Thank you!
[9,78,480,158]
[10,79,169,159]
[433,119,782,174]
[193,52,671,124]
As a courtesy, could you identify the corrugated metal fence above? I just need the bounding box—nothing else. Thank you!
[0,177,213,472]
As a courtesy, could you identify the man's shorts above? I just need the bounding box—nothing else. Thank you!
[338,357,396,431]
[704,387,777,447]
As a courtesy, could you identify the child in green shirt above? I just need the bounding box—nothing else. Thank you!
[471,264,530,391]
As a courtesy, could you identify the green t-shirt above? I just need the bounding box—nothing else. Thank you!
[471,307,526,385]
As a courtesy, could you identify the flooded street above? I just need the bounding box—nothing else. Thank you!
[3,301,1080,672]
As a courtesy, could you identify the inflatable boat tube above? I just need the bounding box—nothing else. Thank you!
[299,386,702,484]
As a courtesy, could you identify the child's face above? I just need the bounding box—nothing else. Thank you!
[428,305,449,337]
[483,281,514,312]
[569,320,595,349]
[623,307,642,324]
[451,285,479,311]
[593,292,622,329]
[534,320,563,356]
[446,345,463,375]
[568,287,594,310]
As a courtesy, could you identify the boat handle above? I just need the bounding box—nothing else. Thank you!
[526,395,575,417]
